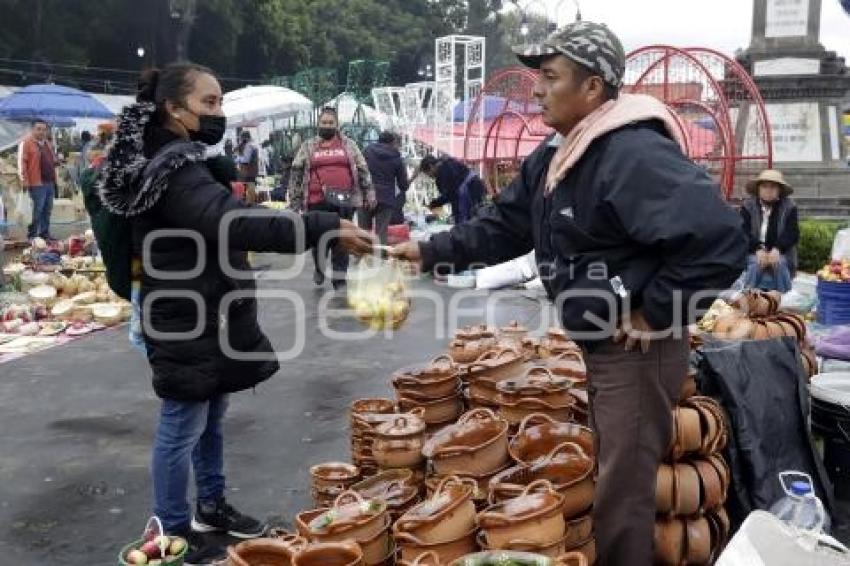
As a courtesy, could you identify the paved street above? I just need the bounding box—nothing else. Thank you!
[0,254,548,564]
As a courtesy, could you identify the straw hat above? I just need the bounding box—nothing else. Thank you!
[745,169,793,197]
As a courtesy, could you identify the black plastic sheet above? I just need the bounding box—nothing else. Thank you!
[697,336,836,531]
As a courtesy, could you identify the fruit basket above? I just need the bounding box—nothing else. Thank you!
[118,517,188,565]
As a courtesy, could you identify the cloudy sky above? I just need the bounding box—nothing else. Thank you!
[527,0,850,60]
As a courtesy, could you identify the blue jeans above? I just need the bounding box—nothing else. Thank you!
[742,253,793,293]
[27,184,54,239]
[152,395,228,533]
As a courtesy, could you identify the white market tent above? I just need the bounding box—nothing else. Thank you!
[223,85,313,128]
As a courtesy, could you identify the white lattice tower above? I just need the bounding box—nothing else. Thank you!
[435,35,486,158]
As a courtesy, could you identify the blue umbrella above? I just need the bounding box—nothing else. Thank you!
[0,84,114,122]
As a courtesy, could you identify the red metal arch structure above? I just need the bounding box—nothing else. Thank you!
[463,67,550,193]
[625,46,772,199]
[463,48,772,199]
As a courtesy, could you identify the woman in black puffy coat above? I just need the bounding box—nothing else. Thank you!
[99,62,373,563]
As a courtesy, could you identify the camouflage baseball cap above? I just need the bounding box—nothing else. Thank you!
[513,21,626,88]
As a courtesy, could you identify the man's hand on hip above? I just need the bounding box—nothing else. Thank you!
[614,309,655,354]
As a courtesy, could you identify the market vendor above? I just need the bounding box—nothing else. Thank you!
[18,119,57,241]
[391,22,746,565]
[414,154,485,224]
[98,62,374,563]
[738,169,799,293]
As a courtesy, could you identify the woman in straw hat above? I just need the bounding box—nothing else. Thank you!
[739,169,799,292]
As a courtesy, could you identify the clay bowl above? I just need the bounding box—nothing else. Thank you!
[497,398,575,428]
[668,406,702,460]
[686,516,711,565]
[449,337,497,364]
[544,351,587,385]
[423,408,510,477]
[656,464,674,514]
[394,527,479,565]
[304,491,388,544]
[359,515,394,565]
[464,387,500,411]
[538,328,582,359]
[399,388,464,426]
[425,465,510,510]
[292,541,364,566]
[311,462,361,493]
[351,398,396,419]
[497,367,577,407]
[352,475,420,518]
[467,348,527,387]
[489,442,594,519]
[654,517,684,566]
[226,537,307,566]
[673,463,701,517]
[373,415,427,469]
[478,480,566,549]
[509,413,595,464]
[468,379,501,404]
[394,356,463,400]
[352,469,416,495]
[394,476,478,544]
[693,459,724,512]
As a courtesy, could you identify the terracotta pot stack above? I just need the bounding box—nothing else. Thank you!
[495,367,578,427]
[310,462,362,509]
[708,289,818,379]
[351,398,397,477]
[654,391,731,566]
[394,356,466,430]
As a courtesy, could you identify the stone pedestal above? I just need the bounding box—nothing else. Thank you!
[736,0,850,213]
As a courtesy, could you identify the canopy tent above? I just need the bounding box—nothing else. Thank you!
[0,120,28,152]
[223,85,313,127]
[323,92,389,128]
[0,84,114,122]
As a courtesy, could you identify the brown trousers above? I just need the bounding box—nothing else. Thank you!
[583,333,688,566]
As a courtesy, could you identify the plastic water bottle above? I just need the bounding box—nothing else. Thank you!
[768,471,830,551]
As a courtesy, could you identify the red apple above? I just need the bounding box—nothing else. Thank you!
[125,549,148,564]
[168,537,186,556]
[140,540,161,559]
[143,528,157,543]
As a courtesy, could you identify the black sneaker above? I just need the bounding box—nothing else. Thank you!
[313,270,326,286]
[174,530,226,566]
[332,279,347,292]
[191,497,266,539]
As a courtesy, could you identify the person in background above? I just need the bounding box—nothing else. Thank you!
[18,119,57,240]
[72,131,94,188]
[391,21,746,565]
[413,154,485,224]
[289,107,375,290]
[235,130,259,203]
[223,138,234,159]
[361,131,409,244]
[95,122,115,151]
[99,62,374,563]
[739,169,799,293]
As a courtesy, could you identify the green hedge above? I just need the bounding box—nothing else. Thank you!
[798,219,846,273]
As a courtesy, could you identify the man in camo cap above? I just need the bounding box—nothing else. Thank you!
[391,23,746,565]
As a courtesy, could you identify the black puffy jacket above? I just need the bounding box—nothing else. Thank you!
[101,121,339,401]
[421,120,747,344]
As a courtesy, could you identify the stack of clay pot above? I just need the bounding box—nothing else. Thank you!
[495,367,577,427]
[654,391,731,566]
[448,325,498,366]
[310,462,362,509]
[371,410,429,495]
[394,356,465,430]
[495,413,597,562]
[422,409,512,504]
[351,398,397,476]
[465,348,526,412]
[297,490,395,566]
[393,476,480,563]
[496,320,540,361]
[710,289,818,379]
